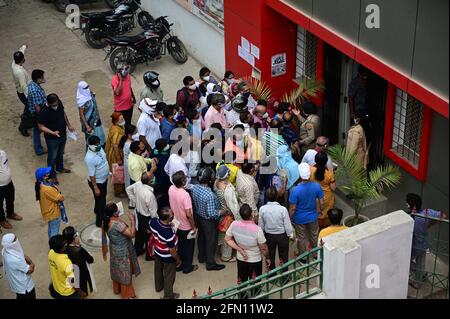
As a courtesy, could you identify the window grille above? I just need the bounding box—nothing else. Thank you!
[391,89,424,167]
[296,26,317,79]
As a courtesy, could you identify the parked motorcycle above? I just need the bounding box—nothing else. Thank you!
[105,16,188,74]
[52,0,116,13]
[80,0,154,49]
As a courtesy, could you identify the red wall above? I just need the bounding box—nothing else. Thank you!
[224,0,297,99]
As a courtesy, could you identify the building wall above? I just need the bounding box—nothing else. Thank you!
[283,0,449,101]
[141,0,225,77]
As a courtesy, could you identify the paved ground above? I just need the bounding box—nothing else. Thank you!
[0,0,237,299]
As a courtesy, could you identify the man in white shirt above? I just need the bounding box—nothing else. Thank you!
[1,233,36,299]
[126,172,158,260]
[137,98,163,152]
[0,150,23,230]
[11,45,31,137]
[301,136,334,171]
[164,148,191,186]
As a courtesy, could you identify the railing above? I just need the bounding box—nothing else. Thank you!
[199,247,323,299]
[408,212,449,299]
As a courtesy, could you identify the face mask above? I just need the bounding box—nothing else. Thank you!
[163,145,170,152]
[151,80,160,88]
[51,105,58,111]
[227,78,234,85]
[262,112,269,119]
[173,112,179,119]
[243,92,251,98]
[189,84,197,91]
[118,120,126,127]
[89,145,102,153]
[40,79,46,84]
[203,76,211,82]
[121,69,129,77]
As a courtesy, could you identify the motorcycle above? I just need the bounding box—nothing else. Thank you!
[80,0,154,49]
[52,0,116,13]
[105,16,188,74]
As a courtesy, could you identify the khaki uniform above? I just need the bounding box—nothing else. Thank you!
[346,124,368,168]
[299,114,320,153]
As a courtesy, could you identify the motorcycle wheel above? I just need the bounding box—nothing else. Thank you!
[109,47,136,74]
[104,0,117,8]
[53,0,69,12]
[85,26,107,49]
[169,37,188,64]
[138,11,155,29]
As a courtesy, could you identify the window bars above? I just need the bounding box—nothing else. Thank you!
[296,26,318,80]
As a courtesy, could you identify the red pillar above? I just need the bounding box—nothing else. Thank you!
[224,0,297,99]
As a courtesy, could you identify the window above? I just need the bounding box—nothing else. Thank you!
[391,89,424,168]
[296,26,317,79]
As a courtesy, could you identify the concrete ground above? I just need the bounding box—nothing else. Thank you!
[0,0,237,299]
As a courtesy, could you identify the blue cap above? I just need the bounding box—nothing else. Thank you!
[35,167,52,182]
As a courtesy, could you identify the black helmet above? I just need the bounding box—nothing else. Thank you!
[143,71,160,88]
[197,166,215,185]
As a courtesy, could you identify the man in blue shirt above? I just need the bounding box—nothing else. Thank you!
[27,70,47,156]
[191,167,226,271]
[160,104,178,144]
[84,135,110,227]
[289,163,324,259]
[406,193,448,289]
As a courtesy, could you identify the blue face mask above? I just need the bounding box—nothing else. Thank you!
[243,92,251,98]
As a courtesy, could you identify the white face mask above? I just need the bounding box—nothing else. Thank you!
[152,80,160,87]
[262,112,269,119]
[118,120,126,127]
[51,106,58,111]
[189,84,197,91]
[203,76,211,82]
[163,145,170,151]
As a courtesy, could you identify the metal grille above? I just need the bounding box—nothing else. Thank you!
[392,89,424,167]
[296,26,317,79]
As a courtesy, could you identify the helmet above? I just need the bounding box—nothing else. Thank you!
[143,71,160,88]
[231,96,249,113]
[197,166,215,185]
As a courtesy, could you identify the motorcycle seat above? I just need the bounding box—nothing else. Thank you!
[82,10,115,19]
[109,34,147,44]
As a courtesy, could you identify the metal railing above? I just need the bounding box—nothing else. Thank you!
[199,247,323,299]
[408,212,449,299]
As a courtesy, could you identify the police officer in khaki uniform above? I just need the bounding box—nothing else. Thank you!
[293,101,320,155]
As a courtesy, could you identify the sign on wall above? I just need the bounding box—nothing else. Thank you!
[271,53,287,77]
[175,0,224,34]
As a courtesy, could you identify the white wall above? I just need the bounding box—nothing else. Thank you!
[141,0,225,78]
[321,211,414,299]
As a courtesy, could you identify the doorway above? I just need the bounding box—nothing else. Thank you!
[323,45,388,169]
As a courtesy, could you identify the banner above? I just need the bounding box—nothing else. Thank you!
[176,0,224,34]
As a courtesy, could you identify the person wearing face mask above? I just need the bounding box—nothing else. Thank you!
[34,167,65,238]
[38,93,74,175]
[137,98,164,153]
[236,81,257,110]
[106,112,126,197]
[112,63,136,126]
[204,93,229,130]
[176,76,201,111]
[198,66,218,87]
[160,104,178,144]
[27,69,47,156]
[128,141,156,185]
[141,71,164,103]
[292,101,321,155]
[220,70,235,96]
[252,101,270,131]
[76,81,106,150]
[84,135,110,227]
[62,226,95,298]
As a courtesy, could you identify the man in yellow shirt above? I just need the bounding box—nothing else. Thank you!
[48,235,85,299]
[319,208,348,241]
[128,141,154,184]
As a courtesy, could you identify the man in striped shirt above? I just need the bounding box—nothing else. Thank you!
[149,207,181,299]
[263,119,287,158]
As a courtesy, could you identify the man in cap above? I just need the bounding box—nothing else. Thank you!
[141,71,164,102]
[226,96,248,127]
[288,163,324,258]
[137,98,164,152]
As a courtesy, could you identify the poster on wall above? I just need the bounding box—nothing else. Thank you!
[175,0,224,33]
[271,53,287,77]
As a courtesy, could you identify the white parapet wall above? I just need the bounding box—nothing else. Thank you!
[141,0,225,78]
[320,211,414,299]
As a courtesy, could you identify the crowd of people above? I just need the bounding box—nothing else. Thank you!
[1,44,446,299]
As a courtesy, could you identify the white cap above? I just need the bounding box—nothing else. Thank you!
[298,163,311,180]
[139,98,158,113]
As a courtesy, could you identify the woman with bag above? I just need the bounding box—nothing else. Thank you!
[105,112,126,197]
[76,81,106,150]
[214,165,240,262]
[62,226,95,298]
[34,167,65,239]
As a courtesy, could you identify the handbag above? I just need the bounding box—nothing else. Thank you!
[112,163,125,184]
[218,215,234,232]
[147,233,155,258]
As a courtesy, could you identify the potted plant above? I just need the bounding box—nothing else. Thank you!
[327,144,402,226]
